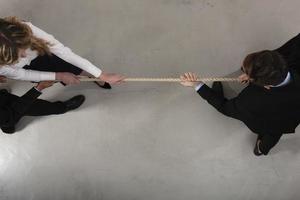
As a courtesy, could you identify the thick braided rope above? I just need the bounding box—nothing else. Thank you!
[78,77,239,82]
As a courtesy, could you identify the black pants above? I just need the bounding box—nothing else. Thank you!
[1,93,67,133]
[1,55,79,133]
[24,54,83,75]
[24,99,66,116]
[211,82,282,155]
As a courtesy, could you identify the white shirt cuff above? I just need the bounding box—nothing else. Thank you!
[92,68,102,78]
[40,72,56,81]
[194,83,204,91]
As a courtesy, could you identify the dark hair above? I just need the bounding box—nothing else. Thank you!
[243,50,288,86]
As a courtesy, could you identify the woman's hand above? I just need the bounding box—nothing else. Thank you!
[99,72,125,84]
[180,72,202,87]
[36,81,55,91]
[56,72,80,85]
[0,76,7,83]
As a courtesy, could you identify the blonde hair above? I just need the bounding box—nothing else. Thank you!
[0,16,51,65]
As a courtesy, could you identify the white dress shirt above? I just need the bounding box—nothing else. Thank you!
[0,22,102,82]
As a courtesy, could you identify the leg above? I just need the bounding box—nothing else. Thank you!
[1,98,66,134]
[1,96,84,134]
[25,55,111,89]
[254,133,283,156]
[25,95,85,116]
[24,99,67,116]
[24,54,82,75]
[24,54,82,86]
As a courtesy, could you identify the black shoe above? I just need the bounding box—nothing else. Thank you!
[0,89,9,93]
[94,81,112,89]
[212,81,224,97]
[253,136,263,156]
[1,126,16,134]
[64,95,85,112]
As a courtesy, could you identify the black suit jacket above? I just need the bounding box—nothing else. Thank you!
[0,88,41,128]
[197,34,300,135]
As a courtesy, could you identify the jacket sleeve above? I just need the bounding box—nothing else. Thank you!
[275,33,300,57]
[196,84,242,120]
[0,88,41,127]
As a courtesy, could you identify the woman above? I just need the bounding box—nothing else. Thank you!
[0,16,124,87]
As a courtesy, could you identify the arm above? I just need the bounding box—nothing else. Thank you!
[180,72,242,120]
[0,66,81,84]
[0,66,55,82]
[25,22,102,78]
[26,22,125,84]
[196,84,241,119]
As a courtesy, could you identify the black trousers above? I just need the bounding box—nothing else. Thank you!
[1,55,79,133]
[20,54,78,118]
[10,93,66,117]
[1,93,67,133]
[211,82,282,155]
[24,99,66,116]
[24,54,83,75]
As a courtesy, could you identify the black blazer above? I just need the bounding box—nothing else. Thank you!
[0,88,41,128]
[197,34,300,135]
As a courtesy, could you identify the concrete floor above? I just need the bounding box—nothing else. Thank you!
[1,0,300,199]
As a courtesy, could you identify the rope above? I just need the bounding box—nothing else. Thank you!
[78,76,239,82]
[2,76,239,83]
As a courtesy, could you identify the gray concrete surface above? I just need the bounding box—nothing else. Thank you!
[1,0,300,200]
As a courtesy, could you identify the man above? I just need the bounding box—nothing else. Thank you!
[180,33,300,156]
[0,79,85,134]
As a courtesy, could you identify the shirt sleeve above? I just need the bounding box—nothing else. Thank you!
[25,22,102,77]
[194,82,204,91]
[0,66,55,81]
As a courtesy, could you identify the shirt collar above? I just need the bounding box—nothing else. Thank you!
[272,71,291,87]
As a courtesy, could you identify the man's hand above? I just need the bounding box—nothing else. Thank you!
[36,81,55,91]
[99,72,125,84]
[180,72,202,87]
[238,73,251,84]
[0,76,7,83]
[56,72,80,85]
